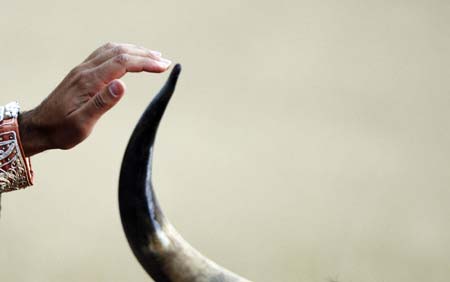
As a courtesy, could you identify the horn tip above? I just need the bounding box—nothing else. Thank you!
[166,63,181,86]
[170,64,182,79]
[173,63,182,73]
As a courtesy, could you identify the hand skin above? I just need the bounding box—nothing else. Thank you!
[17,42,172,157]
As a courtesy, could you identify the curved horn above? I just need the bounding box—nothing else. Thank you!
[119,64,252,282]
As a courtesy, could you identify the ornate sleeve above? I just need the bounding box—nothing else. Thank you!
[0,102,34,203]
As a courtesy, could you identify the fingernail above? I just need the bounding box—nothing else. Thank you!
[109,81,120,97]
[150,50,162,57]
[160,58,172,66]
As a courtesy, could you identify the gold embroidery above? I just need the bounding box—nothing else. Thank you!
[0,123,32,193]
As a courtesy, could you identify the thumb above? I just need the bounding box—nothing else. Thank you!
[81,79,126,119]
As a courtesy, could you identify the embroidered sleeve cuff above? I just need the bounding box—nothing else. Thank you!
[0,102,34,193]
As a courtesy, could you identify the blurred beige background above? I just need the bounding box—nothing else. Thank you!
[1,0,449,281]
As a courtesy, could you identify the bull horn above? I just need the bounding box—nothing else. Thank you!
[119,64,252,282]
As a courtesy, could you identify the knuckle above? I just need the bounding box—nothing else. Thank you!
[103,42,116,49]
[113,54,129,65]
[77,70,92,83]
[69,71,84,86]
[73,70,100,92]
[112,45,128,55]
[93,94,108,110]
[68,65,84,78]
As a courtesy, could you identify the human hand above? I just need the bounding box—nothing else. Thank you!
[18,42,172,156]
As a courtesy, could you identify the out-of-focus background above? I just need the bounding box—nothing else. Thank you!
[1,0,449,281]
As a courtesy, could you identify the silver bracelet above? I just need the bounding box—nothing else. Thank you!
[0,102,20,122]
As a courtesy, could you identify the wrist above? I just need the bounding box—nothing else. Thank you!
[18,110,51,156]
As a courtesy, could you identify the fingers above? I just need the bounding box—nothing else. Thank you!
[86,44,166,67]
[83,42,162,64]
[78,43,172,87]
[78,79,126,120]
[93,54,171,84]
[89,46,161,66]
[74,43,172,120]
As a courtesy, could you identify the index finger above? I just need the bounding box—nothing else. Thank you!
[93,54,171,84]
[83,42,117,63]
